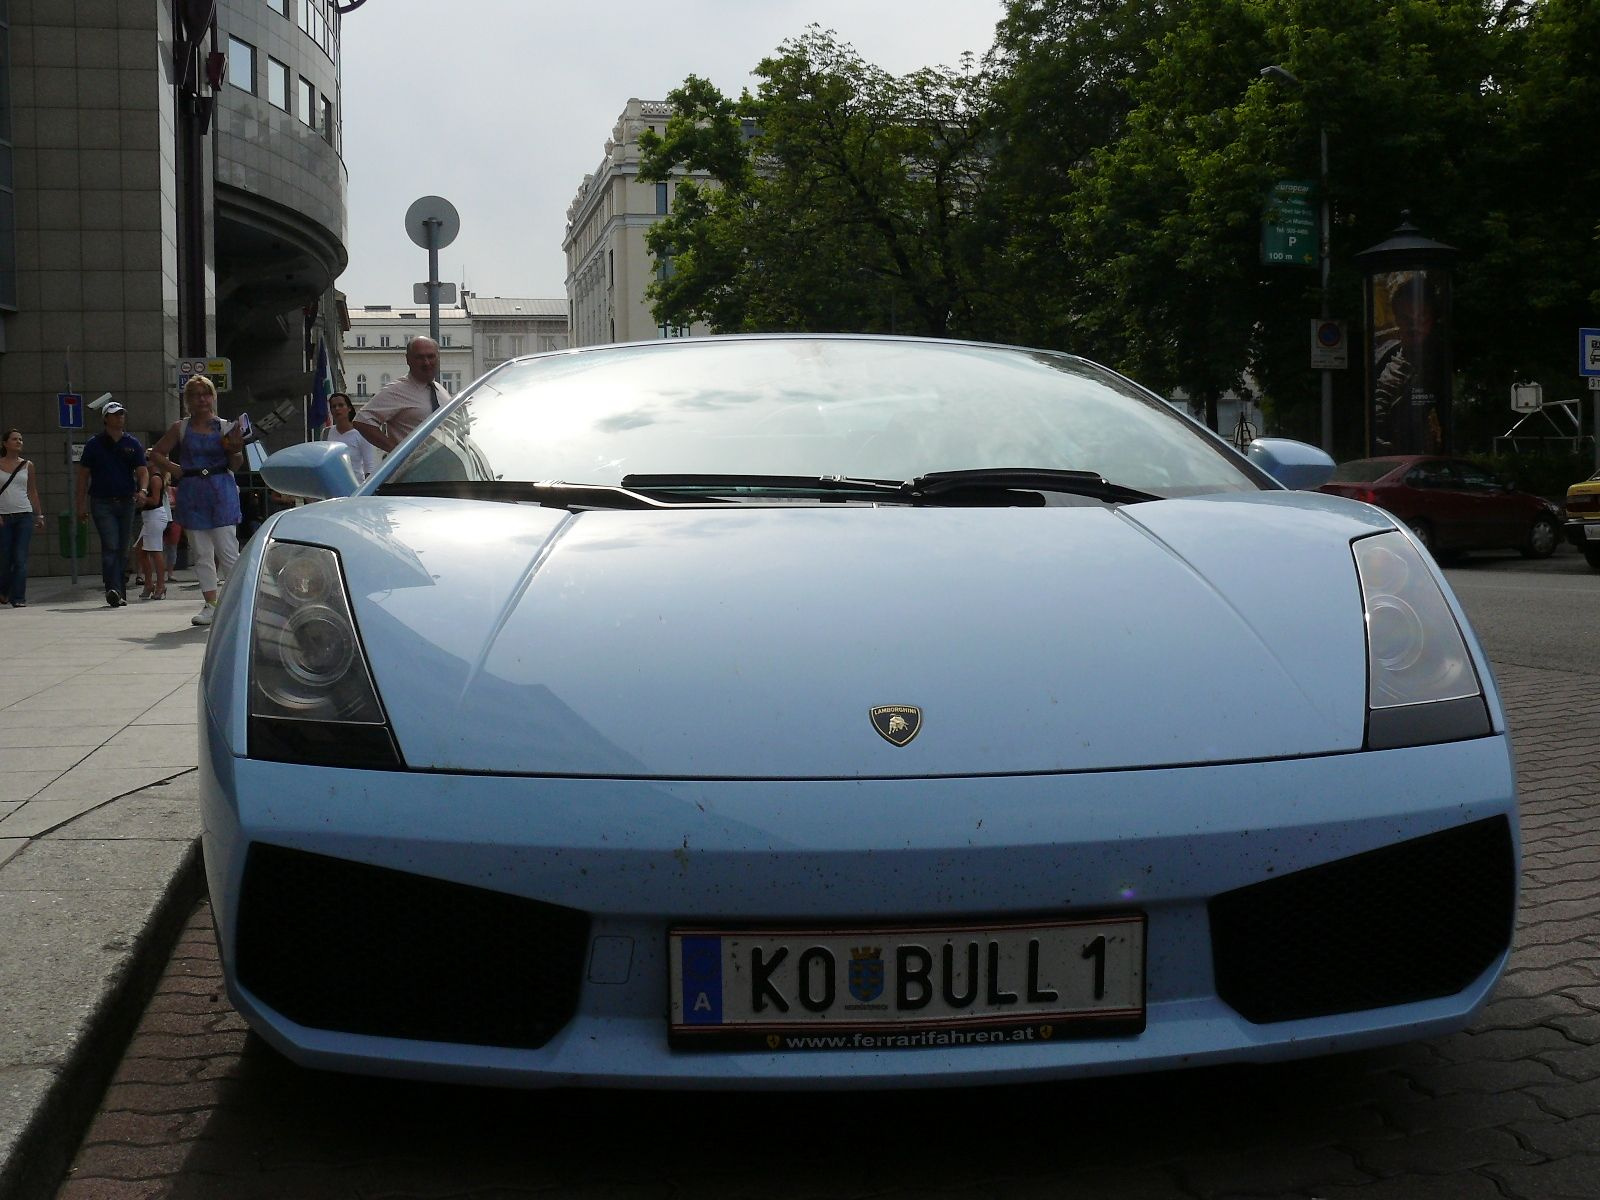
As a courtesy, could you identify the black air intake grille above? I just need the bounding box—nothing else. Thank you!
[236,843,590,1049]
[1210,816,1514,1024]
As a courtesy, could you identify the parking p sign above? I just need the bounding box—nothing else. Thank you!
[1582,328,1600,378]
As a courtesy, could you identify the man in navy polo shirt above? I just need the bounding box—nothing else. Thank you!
[75,402,149,607]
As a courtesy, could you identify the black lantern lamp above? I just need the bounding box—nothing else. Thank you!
[1355,213,1459,456]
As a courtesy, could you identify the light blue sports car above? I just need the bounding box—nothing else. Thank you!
[200,335,1518,1089]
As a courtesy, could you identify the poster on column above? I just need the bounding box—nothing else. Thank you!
[1369,269,1451,455]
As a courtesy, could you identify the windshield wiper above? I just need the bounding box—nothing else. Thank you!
[375,479,711,509]
[620,473,903,495]
[620,470,1160,505]
[902,469,1160,505]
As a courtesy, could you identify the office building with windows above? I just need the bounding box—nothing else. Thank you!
[0,0,347,575]
[564,98,707,347]
[464,295,567,376]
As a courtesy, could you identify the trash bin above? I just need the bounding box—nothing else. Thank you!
[58,511,90,558]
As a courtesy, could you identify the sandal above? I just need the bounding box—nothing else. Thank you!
[152,587,167,600]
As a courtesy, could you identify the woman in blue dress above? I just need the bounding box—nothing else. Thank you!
[150,376,245,627]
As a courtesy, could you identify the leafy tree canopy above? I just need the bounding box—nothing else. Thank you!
[639,2,1599,452]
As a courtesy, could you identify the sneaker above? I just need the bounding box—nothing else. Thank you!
[11,601,24,608]
[191,603,216,627]
[106,589,122,607]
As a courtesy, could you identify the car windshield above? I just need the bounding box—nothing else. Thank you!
[378,337,1268,499]
[1328,459,1400,484]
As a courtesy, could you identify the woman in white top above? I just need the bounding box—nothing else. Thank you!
[0,429,47,607]
[328,392,378,483]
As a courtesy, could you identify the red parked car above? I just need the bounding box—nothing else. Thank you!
[1319,455,1562,558]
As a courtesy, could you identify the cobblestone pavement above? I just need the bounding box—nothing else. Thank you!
[51,663,1600,1200]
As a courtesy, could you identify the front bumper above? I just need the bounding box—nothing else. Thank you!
[200,709,1518,1090]
[1564,516,1600,549]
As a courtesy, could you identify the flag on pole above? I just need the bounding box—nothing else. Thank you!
[308,337,333,436]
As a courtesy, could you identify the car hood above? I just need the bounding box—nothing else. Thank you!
[268,492,1395,778]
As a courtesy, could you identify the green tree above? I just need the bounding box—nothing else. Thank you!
[1060,0,1521,445]
[639,28,994,338]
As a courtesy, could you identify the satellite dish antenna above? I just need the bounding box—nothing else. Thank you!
[405,196,460,250]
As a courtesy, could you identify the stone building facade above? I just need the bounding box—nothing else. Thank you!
[564,98,707,348]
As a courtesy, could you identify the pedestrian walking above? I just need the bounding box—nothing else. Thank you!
[137,464,171,600]
[353,336,450,453]
[75,403,149,608]
[149,376,244,627]
[0,429,47,608]
[327,392,378,482]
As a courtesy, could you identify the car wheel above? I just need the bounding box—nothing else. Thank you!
[1520,515,1558,559]
[1584,545,1600,571]
[1406,518,1434,553]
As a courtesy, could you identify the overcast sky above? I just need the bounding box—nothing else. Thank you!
[335,0,1005,305]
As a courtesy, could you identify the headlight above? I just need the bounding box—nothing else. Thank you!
[1353,532,1491,750]
[248,540,403,768]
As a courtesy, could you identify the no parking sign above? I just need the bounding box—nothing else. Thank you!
[1309,319,1347,370]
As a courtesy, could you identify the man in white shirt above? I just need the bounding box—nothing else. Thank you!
[327,392,378,482]
[354,336,451,453]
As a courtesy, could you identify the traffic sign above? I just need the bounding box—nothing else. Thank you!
[414,282,457,305]
[1511,382,1543,412]
[176,357,232,392]
[1261,180,1317,267]
[57,391,84,429]
[1581,328,1600,377]
[1309,319,1347,370]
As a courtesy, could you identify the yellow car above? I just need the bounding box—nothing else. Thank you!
[1565,470,1600,568]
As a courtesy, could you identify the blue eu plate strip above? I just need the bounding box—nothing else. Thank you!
[680,935,724,1025]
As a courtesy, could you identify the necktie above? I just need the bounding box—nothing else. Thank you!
[428,382,440,411]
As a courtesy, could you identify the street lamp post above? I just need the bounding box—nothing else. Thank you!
[1262,65,1334,454]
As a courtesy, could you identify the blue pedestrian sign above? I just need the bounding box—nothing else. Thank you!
[1581,328,1600,378]
[58,391,84,429]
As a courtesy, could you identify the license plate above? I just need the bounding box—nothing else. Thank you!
[669,915,1145,1051]
[1586,523,1600,541]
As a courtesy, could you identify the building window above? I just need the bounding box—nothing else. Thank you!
[266,57,289,110]
[486,335,501,358]
[442,371,462,393]
[655,181,669,214]
[321,96,336,145]
[380,373,391,389]
[441,335,451,347]
[226,36,256,94]
[266,0,288,15]
[297,77,315,126]
[510,336,525,356]
[355,374,368,396]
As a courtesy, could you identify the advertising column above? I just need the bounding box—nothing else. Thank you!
[1355,216,1459,456]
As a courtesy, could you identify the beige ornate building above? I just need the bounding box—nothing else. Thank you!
[563,98,707,347]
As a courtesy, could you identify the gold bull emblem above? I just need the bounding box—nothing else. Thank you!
[870,705,922,747]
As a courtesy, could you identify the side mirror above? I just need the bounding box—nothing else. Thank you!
[1245,437,1336,490]
[261,441,360,500]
